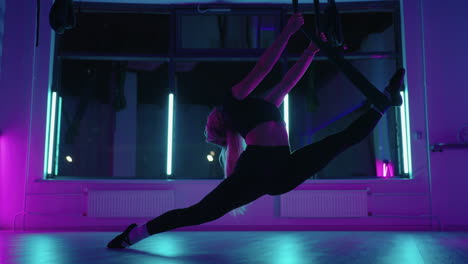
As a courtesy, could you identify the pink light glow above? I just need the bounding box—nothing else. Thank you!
[0,132,2,220]
[0,130,28,229]
[376,159,395,178]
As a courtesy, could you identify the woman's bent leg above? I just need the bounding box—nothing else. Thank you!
[146,174,264,235]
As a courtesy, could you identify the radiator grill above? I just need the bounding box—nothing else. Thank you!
[87,190,174,218]
[280,190,368,218]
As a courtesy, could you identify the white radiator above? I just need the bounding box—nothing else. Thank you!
[280,190,368,218]
[87,190,174,218]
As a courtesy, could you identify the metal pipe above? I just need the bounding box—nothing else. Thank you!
[59,51,397,62]
[430,143,468,152]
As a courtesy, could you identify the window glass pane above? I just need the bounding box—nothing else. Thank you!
[287,12,395,54]
[172,61,283,179]
[136,63,170,179]
[53,59,169,179]
[180,15,278,49]
[288,58,402,179]
[46,4,406,181]
[60,12,170,54]
[341,12,395,52]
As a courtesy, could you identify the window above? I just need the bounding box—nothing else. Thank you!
[177,12,279,50]
[45,2,410,180]
[288,58,401,179]
[287,11,395,54]
[60,12,170,54]
[48,59,169,179]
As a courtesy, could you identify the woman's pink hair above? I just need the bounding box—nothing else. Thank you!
[205,107,246,178]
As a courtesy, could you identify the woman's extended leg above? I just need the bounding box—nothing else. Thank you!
[283,106,382,189]
[145,173,264,235]
[108,173,265,248]
[280,69,405,193]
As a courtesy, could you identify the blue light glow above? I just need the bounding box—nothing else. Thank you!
[20,234,66,264]
[144,235,185,257]
[54,96,62,176]
[44,33,56,178]
[284,94,289,135]
[403,91,412,175]
[47,92,57,175]
[399,91,412,176]
[43,91,52,177]
[167,93,174,176]
[385,235,425,263]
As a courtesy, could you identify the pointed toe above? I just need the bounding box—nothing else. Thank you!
[107,223,137,249]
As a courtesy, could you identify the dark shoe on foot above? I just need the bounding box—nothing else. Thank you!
[107,223,137,249]
[384,68,406,106]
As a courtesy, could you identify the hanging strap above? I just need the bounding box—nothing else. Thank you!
[293,0,299,13]
[301,30,389,109]
[314,0,321,36]
[324,0,344,47]
[49,0,76,35]
[291,0,389,109]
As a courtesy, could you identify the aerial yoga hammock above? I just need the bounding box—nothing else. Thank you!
[293,0,394,111]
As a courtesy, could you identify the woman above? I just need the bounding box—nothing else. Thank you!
[107,13,405,248]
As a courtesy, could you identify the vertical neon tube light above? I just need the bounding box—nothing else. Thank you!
[47,92,58,175]
[399,91,412,176]
[44,33,57,178]
[284,94,289,134]
[54,96,63,176]
[404,91,413,175]
[43,91,52,176]
[166,93,174,176]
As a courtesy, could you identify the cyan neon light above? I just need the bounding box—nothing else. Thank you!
[399,92,408,173]
[166,93,174,176]
[54,96,63,176]
[403,90,412,175]
[43,91,52,177]
[284,94,289,135]
[399,91,412,176]
[47,92,57,175]
[44,32,56,178]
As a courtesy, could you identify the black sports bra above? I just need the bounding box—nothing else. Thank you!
[221,91,283,138]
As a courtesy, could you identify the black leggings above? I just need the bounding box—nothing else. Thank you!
[146,108,382,235]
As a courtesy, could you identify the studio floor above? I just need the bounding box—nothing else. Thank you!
[2,230,468,264]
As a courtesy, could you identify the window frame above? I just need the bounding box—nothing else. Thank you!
[44,2,411,180]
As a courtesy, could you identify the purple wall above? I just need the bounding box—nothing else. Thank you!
[421,0,468,229]
[0,0,36,230]
[0,0,465,231]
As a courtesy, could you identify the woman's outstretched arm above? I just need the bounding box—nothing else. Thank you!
[265,40,321,107]
[231,13,304,100]
[256,14,304,74]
